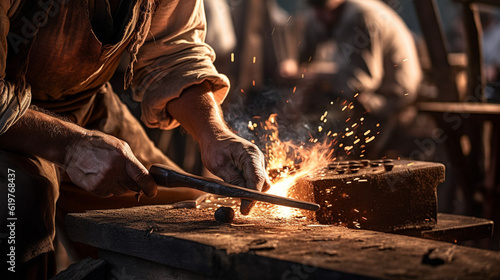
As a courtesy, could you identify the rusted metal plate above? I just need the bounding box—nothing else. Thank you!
[291,160,444,232]
[66,206,500,280]
[397,213,494,243]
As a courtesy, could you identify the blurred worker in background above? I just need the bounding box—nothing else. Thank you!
[481,9,500,103]
[279,0,422,158]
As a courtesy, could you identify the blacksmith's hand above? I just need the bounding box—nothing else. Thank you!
[63,131,157,198]
[166,82,271,215]
[200,132,271,215]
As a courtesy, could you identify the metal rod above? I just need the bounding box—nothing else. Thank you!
[150,164,320,211]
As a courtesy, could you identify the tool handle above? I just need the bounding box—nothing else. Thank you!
[150,165,234,194]
[149,164,320,211]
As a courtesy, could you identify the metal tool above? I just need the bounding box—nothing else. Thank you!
[149,164,320,211]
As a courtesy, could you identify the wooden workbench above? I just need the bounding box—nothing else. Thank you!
[65,205,500,280]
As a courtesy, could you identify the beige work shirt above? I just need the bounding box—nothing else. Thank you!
[0,0,229,134]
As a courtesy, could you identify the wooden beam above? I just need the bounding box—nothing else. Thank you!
[413,0,461,102]
[454,0,500,7]
[417,102,500,115]
[461,3,485,101]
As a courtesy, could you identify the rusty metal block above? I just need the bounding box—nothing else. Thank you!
[290,160,445,232]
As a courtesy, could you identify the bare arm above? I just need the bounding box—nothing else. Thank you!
[0,109,157,198]
[0,109,83,164]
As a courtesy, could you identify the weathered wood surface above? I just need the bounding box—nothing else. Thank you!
[66,206,500,280]
[52,258,107,280]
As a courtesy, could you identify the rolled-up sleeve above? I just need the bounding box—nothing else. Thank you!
[0,1,31,135]
[132,0,230,130]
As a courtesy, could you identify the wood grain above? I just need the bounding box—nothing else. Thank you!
[66,206,500,279]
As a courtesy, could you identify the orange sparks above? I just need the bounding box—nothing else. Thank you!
[252,115,332,200]
[243,97,380,219]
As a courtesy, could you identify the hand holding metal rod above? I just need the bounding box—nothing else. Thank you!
[149,164,320,211]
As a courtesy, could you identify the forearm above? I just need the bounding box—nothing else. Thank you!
[166,82,231,147]
[0,109,87,165]
[165,82,270,214]
[0,107,158,198]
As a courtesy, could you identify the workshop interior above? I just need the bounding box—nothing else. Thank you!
[1,0,500,279]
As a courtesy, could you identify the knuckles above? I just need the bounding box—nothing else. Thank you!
[70,131,147,197]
